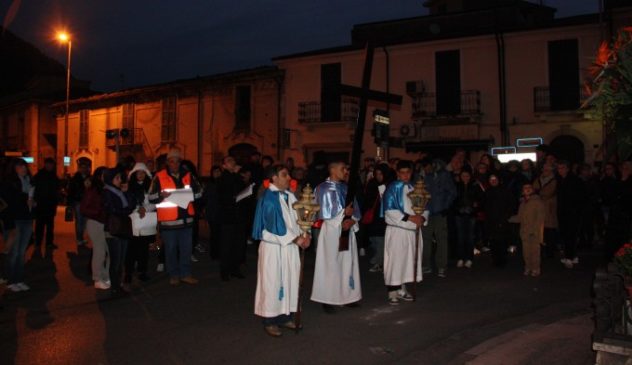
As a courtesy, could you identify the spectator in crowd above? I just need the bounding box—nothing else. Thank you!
[67,161,91,246]
[125,163,155,284]
[360,157,375,187]
[420,158,456,277]
[81,166,109,290]
[484,174,515,267]
[604,161,632,260]
[216,156,248,281]
[1,158,34,292]
[33,158,60,253]
[599,162,619,229]
[510,183,545,277]
[149,149,202,286]
[578,163,599,248]
[533,163,559,258]
[103,167,136,295]
[453,170,483,268]
[363,163,391,273]
[557,160,586,269]
[520,159,536,183]
[205,165,222,260]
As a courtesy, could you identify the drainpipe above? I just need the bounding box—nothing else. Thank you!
[495,31,508,145]
[382,46,390,161]
[275,74,283,161]
[197,89,204,173]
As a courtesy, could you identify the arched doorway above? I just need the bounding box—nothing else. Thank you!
[228,143,258,166]
[550,135,584,164]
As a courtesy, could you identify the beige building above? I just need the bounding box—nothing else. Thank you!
[274,0,632,166]
[53,67,283,175]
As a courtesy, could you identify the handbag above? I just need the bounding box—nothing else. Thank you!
[108,214,133,238]
[64,206,74,222]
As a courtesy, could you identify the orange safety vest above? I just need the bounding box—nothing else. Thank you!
[155,169,195,222]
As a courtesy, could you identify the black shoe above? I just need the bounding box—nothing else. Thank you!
[322,304,336,314]
[230,271,245,279]
[344,302,361,308]
[221,273,230,282]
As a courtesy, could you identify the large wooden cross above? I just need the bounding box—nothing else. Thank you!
[340,43,403,206]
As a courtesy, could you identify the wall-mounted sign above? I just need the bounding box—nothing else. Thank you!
[63,156,71,166]
[516,137,543,148]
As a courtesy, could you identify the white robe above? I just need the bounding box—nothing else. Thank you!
[384,184,428,286]
[311,210,362,305]
[254,187,302,318]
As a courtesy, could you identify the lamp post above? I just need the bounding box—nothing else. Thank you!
[57,32,72,173]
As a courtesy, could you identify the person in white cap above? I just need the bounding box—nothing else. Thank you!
[148,149,203,286]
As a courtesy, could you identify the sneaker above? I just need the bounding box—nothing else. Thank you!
[464,260,473,268]
[359,248,366,257]
[16,282,30,291]
[397,289,414,302]
[530,270,541,277]
[571,257,579,264]
[508,245,517,254]
[104,279,111,286]
[180,276,199,285]
[156,263,165,272]
[191,255,199,263]
[437,269,446,278]
[561,259,574,269]
[481,246,491,253]
[195,244,207,253]
[369,263,383,273]
[388,296,400,305]
[94,281,111,290]
[473,248,481,256]
[456,260,464,268]
[246,239,254,246]
[523,269,531,276]
[422,268,433,274]
[7,284,22,292]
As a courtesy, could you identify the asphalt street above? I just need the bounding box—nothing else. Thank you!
[0,209,597,365]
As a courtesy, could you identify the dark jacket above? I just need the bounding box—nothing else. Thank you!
[216,170,247,224]
[103,187,136,233]
[0,175,33,221]
[67,172,90,205]
[33,168,60,216]
[556,174,586,224]
[453,181,484,217]
[484,185,515,240]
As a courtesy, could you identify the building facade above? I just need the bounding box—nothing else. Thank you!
[274,0,632,166]
[53,67,283,175]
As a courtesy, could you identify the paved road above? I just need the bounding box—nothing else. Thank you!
[0,210,597,365]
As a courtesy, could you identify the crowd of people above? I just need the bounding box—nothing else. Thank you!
[1,145,631,337]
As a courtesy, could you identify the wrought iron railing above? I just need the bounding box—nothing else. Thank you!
[533,86,586,113]
[298,97,359,123]
[411,90,481,118]
[105,128,146,147]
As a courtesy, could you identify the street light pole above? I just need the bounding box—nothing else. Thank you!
[57,31,72,174]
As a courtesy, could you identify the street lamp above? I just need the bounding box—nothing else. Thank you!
[56,31,72,173]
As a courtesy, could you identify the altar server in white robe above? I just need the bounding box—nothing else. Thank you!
[311,161,362,313]
[382,160,428,305]
[253,165,311,337]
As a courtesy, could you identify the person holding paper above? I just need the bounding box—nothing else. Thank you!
[216,156,248,281]
[125,163,156,284]
[253,164,310,337]
[148,149,203,286]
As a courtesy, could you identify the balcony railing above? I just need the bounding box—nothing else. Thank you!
[411,90,481,119]
[534,86,586,113]
[298,97,359,123]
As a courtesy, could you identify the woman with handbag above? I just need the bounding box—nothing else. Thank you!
[125,163,156,284]
[81,166,110,289]
[103,168,136,295]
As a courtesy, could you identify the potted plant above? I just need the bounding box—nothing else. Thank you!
[615,243,632,297]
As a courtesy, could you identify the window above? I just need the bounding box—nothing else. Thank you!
[321,63,341,122]
[435,50,461,115]
[79,110,89,149]
[235,85,251,132]
[161,97,177,142]
[548,39,579,111]
[122,103,134,130]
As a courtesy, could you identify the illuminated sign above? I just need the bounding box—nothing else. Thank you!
[373,109,390,125]
[64,156,71,166]
[496,152,537,163]
[516,137,543,148]
[21,157,34,164]
[490,146,516,156]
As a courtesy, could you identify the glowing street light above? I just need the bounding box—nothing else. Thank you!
[56,31,72,173]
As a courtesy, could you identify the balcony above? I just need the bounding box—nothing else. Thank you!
[534,86,586,113]
[411,90,481,121]
[298,97,359,124]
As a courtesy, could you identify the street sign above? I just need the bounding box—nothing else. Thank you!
[64,156,71,166]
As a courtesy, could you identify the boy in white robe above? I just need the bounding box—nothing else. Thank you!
[253,165,311,337]
[382,160,428,305]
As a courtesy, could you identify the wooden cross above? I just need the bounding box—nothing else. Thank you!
[339,43,403,206]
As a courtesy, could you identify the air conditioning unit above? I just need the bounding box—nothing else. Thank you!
[406,80,425,96]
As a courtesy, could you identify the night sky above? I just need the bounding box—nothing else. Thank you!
[2,0,599,92]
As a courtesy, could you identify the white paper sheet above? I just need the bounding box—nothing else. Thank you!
[129,211,158,236]
[163,187,194,209]
[236,183,255,203]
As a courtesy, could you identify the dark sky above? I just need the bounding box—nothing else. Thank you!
[2,0,599,92]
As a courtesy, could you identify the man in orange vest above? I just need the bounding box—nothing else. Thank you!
[148,149,203,286]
